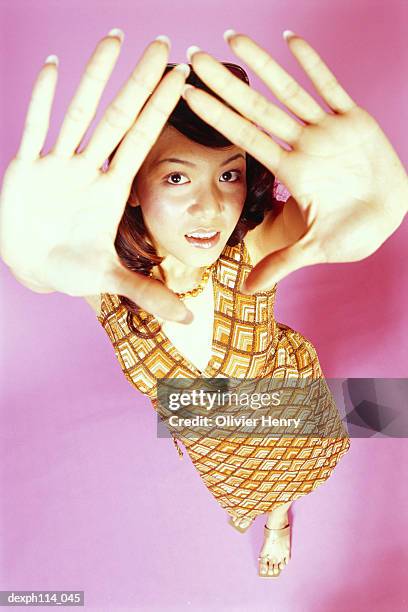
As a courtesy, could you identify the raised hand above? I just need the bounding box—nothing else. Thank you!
[0,31,193,323]
[182,30,408,292]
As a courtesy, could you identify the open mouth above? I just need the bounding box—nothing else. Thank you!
[184,231,221,249]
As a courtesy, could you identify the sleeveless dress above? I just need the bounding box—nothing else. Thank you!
[97,239,351,522]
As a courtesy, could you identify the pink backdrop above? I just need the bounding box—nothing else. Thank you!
[1,0,407,610]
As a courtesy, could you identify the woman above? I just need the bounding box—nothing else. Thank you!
[0,29,406,579]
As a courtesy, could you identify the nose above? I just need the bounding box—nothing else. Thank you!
[188,184,223,221]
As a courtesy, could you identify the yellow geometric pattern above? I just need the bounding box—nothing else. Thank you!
[97,240,351,521]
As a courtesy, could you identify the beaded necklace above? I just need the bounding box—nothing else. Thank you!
[149,262,216,299]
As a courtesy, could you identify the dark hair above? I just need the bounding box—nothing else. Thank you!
[110,64,283,338]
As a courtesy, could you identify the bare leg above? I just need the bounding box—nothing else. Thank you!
[266,500,291,528]
[259,501,292,577]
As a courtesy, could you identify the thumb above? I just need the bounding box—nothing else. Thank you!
[242,241,320,293]
[108,264,194,324]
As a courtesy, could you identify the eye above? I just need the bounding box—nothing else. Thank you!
[165,169,242,185]
[166,172,189,185]
[220,170,242,182]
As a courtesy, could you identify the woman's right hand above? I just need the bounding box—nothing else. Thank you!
[0,30,193,324]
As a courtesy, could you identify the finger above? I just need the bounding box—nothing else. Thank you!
[83,36,173,168]
[52,30,125,159]
[16,56,59,161]
[223,32,327,124]
[185,51,303,146]
[182,85,287,174]
[107,262,194,324]
[283,31,357,113]
[108,64,190,185]
[242,236,323,292]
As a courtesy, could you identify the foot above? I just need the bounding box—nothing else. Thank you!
[230,516,253,530]
[258,513,291,577]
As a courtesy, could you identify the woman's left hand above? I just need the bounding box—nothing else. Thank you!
[182,31,408,291]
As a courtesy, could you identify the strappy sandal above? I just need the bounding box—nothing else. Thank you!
[258,522,291,578]
[228,515,255,534]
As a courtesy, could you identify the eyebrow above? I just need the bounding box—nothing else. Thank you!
[154,153,245,168]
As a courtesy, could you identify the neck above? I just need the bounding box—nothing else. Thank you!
[151,259,209,294]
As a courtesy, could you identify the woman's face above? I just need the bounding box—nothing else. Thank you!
[131,125,247,268]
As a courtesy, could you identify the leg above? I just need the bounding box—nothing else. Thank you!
[266,500,292,529]
[230,499,292,532]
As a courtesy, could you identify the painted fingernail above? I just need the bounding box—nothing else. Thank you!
[283,30,296,41]
[186,45,201,62]
[223,29,237,42]
[174,63,190,77]
[44,55,59,66]
[155,34,171,47]
[108,28,125,42]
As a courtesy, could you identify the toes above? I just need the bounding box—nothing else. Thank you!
[259,558,268,576]
[267,559,277,577]
[233,516,251,529]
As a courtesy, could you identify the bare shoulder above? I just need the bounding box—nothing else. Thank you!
[84,295,101,316]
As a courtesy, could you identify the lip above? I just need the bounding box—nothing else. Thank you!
[184,231,221,249]
[185,227,221,233]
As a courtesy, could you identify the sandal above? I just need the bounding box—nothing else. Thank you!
[258,522,291,578]
[228,515,255,534]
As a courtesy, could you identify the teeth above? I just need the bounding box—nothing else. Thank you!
[186,231,217,239]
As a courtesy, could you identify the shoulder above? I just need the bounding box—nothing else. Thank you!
[275,322,322,375]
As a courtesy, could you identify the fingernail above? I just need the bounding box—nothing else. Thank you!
[283,30,296,41]
[174,63,190,77]
[180,309,194,324]
[44,54,59,66]
[108,28,125,42]
[223,29,237,42]
[182,83,195,98]
[155,34,171,48]
[186,45,201,62]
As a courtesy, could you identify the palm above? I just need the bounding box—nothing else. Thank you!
[278,106,394,262]
[183,32,407,286]
[0,33,193,323]
[1,156,126,294]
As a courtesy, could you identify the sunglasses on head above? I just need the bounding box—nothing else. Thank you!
[165,62,250,85]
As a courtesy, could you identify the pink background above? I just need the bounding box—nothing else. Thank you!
[1,0,407,610]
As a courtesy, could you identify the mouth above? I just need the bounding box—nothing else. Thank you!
[184,230,221,249]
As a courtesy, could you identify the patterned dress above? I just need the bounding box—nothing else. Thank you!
[97,239,351,522]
